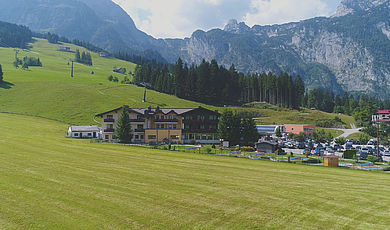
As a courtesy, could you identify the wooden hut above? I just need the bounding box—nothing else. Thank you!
[324,156,339,167]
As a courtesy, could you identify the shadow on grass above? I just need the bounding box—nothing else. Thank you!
[0,81,14,89]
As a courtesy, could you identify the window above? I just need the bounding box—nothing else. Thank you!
[173,115,177,119]
[155,115,159,120]
[196,134,201,140]
[88,133,92,136]
[200,125,205,129]
[135,135,139,139]
[148,135,157,140]
[107,124,114,129]
[170,135,179,140]
[137,115,142,119]
[168,124,173,129]
[161,124,165,129]
[173,124,177,129]
[105,135,109,140]
[74,133,79,137]
[189,134,194,139]
[137,124,144,129]
[107,115,113,119]
[140,135,144,139]
[202,135,207,140]
[169,115,173,119]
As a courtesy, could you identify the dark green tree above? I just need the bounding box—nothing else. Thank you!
[275,126,282,137]
[75,49,81,62]
[240,113,259,145]
[217,110,241,145]
[115,107,133,143]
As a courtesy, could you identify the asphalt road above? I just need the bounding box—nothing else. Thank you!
[335,128,361,138]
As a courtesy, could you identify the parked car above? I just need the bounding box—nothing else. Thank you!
[360,148,369,160]
[314,147,324,156]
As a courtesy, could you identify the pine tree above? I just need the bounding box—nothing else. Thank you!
[240,113,259,145]
[75,49,81,62]
[0,64,3,83]
[115,107,133,143]
[217,110,241,145]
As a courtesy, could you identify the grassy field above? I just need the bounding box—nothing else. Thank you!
[0,39,213,125]
[1,113,390,229]
[237,103,355,128]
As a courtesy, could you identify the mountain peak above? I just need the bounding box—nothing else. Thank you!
[223,19,250,33]
[334,0,388,17]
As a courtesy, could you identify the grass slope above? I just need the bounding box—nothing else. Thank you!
[0,39,213,125]
[1,113,389,229]
[239,103,356,128]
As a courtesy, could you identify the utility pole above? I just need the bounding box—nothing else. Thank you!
[143,87,147,102]
[71,60,74,78]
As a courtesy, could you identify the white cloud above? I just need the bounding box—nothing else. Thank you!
[112,0,337,39]
[244,0,332,27]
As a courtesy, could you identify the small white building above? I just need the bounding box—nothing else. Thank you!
[68,126,102,139]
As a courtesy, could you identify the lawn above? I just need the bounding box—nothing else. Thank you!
[1,113,390,229]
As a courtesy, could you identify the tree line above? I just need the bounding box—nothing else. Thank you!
[75,49,92,66]
[0,21,32,48]
[134,58,305,107]
[14,56,43,69]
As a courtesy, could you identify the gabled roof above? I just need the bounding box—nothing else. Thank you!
[69,126,101,132]
[96,106,220,117]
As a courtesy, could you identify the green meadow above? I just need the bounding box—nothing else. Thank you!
[0,38,213,125]
[1,113,390,229]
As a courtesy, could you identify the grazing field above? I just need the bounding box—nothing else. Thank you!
[1,113,389,229]
[0,39,213,125]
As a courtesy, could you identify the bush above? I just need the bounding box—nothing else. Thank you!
[304,158,322,164]
[206,148,212,154]
[367,156,378,163]
[241,146,255,152]
[344,149,357,159]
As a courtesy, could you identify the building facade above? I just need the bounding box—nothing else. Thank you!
[96,106,220,144]
[283,124,316,135]
[68,126,102,139]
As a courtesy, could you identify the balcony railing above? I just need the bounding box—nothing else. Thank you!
[184,119,218,123]
[135,129,145,132]
[183,129,217,133]
[155,119,178,122]
[104,118,115,122]
[130,119,145,122]
[104,128,115,133]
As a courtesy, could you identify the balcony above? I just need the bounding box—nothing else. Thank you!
[184,119,218,124]
[104,118,115,122]
[183,129,217,133]
[130,119,145,122]
[104,128,115,133]
[135,129,145,132]
[155,119,178,122]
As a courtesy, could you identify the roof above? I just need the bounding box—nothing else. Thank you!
[256,141,278,146]
[256,125,278,133]
[69,126,101,132]
[96,106,220,117]
[378,110,390,114]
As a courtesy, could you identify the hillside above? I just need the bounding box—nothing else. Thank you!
[2,0,390,96]
[0,113,389,229]
[0,38,212,125]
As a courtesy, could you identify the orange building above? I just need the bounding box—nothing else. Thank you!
[284,124,316,135]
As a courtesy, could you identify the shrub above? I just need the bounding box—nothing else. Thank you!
[206,148,212,154]
[367,156,378,163]
[344,149,357,159]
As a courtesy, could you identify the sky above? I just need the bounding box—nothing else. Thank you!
[113,0,342,39]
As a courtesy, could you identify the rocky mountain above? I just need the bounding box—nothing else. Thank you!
[1,0,390,96]
[0,0,159,57]
[155,0,390,96]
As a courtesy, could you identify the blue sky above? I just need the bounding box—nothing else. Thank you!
[113,0,342,38]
